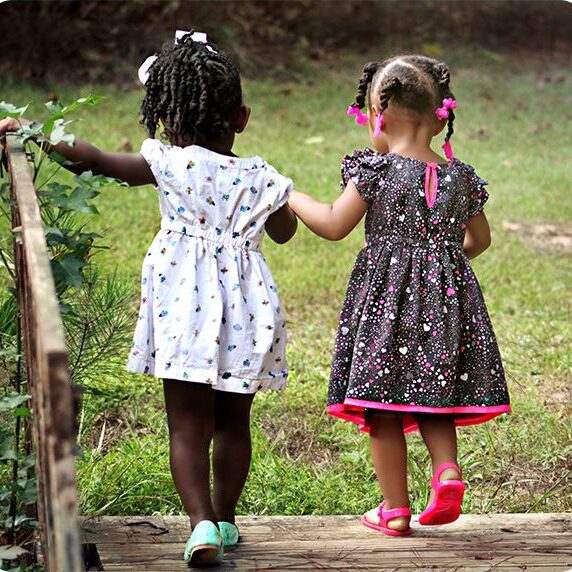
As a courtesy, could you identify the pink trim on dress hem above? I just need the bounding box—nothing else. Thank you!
[327,400,511,434]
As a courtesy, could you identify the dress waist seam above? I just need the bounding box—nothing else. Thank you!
[160,221,261,252]
[366,234,463,250]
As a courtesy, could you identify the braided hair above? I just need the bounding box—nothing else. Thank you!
[140,33,242,145]
[351,55,456,143]
[430,61,455,142]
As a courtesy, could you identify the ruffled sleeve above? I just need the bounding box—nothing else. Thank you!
[140,138,169,187]
[341,148,388,202]
[264,164,294,214]
[464,164,489,218]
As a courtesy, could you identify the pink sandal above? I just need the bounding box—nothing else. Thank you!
[419,462,465,526]
[361,501,413,536]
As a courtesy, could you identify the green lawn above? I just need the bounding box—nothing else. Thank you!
[2,49,571,516]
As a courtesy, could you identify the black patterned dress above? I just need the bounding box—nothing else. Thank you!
[327,149,510,433]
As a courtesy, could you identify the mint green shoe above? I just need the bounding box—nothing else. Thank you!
[183,520,223,567]
[218,521,239,548]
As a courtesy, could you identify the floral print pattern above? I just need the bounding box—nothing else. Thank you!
[127,141,292,393]
[327,149,510,433]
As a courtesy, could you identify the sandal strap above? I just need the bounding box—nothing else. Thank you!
[432,461,462,487]
[378,501,411,523]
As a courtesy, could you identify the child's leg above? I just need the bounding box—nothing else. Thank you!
[415,414,461,480]
[163,379,217,526]
[212,391,255,523]
[416,414,464,525]
[365,412,410,531]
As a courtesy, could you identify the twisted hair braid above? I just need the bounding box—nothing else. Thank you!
[353,62,380,109]
[140,32,242,144]
[431,61,455,141]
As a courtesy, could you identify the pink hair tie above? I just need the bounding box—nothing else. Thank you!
[435,97,458,120]
[442,139,454,161]
[347,105,369,126]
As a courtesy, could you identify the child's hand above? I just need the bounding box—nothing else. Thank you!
[0,117,21,137]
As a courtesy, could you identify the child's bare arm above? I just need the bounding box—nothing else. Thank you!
[51,139,155,186]
[288,180,368,241]
[265,204,297,244]
[463,212,491,259]
[0,117,155,186]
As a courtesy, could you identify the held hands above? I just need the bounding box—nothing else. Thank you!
[288,185,368,241]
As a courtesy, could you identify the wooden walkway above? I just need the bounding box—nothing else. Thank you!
[81,513,572,571]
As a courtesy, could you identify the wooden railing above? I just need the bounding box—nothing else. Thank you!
[6,137,83,572]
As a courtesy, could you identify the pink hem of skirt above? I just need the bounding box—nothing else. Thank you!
[327,399,511,434]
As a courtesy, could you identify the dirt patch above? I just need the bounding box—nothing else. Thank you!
[503,221,572,253]
[81,409,155,454]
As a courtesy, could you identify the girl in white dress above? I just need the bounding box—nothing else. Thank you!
[0,31,297,566]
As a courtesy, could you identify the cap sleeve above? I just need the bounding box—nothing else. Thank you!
[341,148,388,202]
[140,138,169,186]
[264,165,294,214]
[464,165,489,217]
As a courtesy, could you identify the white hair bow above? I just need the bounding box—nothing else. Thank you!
[138,30,216,85]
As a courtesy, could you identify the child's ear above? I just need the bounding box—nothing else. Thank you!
[233,105,251,133]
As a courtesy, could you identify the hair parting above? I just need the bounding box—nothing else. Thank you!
[350,55,457,145]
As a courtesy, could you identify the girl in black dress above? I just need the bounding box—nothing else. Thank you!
[289,55,510,535]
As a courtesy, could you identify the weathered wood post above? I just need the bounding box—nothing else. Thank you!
[6,136,83,572]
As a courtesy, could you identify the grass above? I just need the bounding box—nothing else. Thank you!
[1,48,571,517]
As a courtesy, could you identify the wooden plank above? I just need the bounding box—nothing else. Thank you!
[7,138,67,356]
[81,514,572,571]
[7,137,82,572]
[81,513,572,541]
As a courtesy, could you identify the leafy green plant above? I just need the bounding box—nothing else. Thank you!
[0,96,134,568]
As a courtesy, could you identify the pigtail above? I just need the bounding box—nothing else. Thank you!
[354,62,379,109]
[432,62,455,142]
[445,109,455,142]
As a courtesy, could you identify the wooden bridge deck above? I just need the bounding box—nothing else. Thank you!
[81,513,571,571]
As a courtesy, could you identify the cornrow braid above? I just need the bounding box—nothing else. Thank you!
[140,32,242,144]
[378,76,402,114]
[354,62,380,109]
[349,54,458,148]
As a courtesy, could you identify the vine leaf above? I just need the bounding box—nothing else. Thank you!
[43,95,105,134]
[51,255,86,288]
[0,102,28,118]
[43,183,99,215]
[48,119,76,147]
[0,392,31,411]
[66,187,100,215]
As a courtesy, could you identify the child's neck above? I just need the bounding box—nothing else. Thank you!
[385,117,444,164]
[179,134,237,158]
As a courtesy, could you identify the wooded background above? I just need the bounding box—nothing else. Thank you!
[2,0,571,83]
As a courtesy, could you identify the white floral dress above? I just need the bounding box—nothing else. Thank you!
[126,141,292,393]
